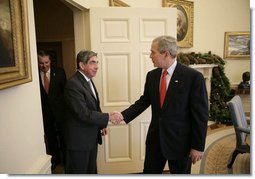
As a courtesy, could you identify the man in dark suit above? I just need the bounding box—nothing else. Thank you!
[64,50,122,174]
[38,50,67,170]
[119,35,208,174]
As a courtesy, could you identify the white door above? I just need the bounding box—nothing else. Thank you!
[89,7,176,174]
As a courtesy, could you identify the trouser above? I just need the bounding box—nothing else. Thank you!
[65,145,98,174]
[43,116,61,166]
[56,121,66,164]
[143,144,192,174]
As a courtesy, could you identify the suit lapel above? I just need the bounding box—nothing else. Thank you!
[77,72,99,104]
[38,72,44,91]
[90,80,101,110]
[154,68,162,110]
[48,68,56,93]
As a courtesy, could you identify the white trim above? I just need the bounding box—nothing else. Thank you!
[26,155,52,174]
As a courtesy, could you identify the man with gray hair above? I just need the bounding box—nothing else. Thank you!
[119,35,208,174]
[64,50,122,174]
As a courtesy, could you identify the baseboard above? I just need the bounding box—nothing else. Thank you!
[26,154,52,174]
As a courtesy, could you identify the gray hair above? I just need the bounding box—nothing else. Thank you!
[76,50,97,69]
[153,36,177,58]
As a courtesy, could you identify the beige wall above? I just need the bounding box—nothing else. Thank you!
[190,0,250,85]
[39,0,251,83]
[127,0,250,85]
[72,0,250,85]
[0,0,50,174]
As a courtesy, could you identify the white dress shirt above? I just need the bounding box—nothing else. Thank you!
[160,59,177,90]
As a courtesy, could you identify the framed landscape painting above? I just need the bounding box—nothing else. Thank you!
[224,32,250,59]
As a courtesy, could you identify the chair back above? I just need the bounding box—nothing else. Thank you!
[227,95,248,146]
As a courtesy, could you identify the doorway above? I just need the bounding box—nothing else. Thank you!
[36,41,63,68]
[33,0,76,173]
[33,0,76,78]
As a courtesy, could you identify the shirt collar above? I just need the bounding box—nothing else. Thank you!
[40,68,51,75]
[78,70,90,82]
[162,59,177,76]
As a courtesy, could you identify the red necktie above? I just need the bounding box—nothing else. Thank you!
[160,70,168,108]
[44,72,49,94]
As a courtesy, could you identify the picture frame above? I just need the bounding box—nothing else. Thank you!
[109,0,130,7]
[0,0,32,90]
[162,0,194,48]
[224,32,250,59]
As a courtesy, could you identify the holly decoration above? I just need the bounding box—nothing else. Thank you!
[177,51,232,123]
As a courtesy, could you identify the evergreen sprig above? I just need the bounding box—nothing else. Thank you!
[177,51,232,124]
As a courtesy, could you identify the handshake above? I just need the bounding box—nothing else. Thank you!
[109,111,124,125]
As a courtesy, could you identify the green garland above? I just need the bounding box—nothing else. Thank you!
[177,51,232,123]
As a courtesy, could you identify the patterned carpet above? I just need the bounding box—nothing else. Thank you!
[199,131,250,174]
[53,124,251,174]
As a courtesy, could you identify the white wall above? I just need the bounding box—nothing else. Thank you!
[0,0,50,174]
[190,0,250,85]
[72,0,250,85]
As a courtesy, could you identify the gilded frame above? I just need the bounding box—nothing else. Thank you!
[162,0,193,47]
[224,32,250,59]
[109,0,130,7]
[0,0,31,90]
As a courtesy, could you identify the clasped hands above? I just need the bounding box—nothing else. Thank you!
[109,111,123,125]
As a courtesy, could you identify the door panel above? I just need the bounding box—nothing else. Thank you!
[90,7,176,174]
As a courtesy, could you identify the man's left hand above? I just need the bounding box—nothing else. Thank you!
[189,149,204,164]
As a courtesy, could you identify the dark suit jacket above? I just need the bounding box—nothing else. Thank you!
[122,62,208,160]
[39,67,67,123]
[64,71,108,151]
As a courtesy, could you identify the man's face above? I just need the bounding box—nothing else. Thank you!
[149,41,166,68]
[38,55,51,73]
[80,56,99,79]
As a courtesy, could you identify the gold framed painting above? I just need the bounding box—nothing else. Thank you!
[0,0,32,90]
[162,0,193,48]
[224,32,250,59]
[109,0,130,7]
